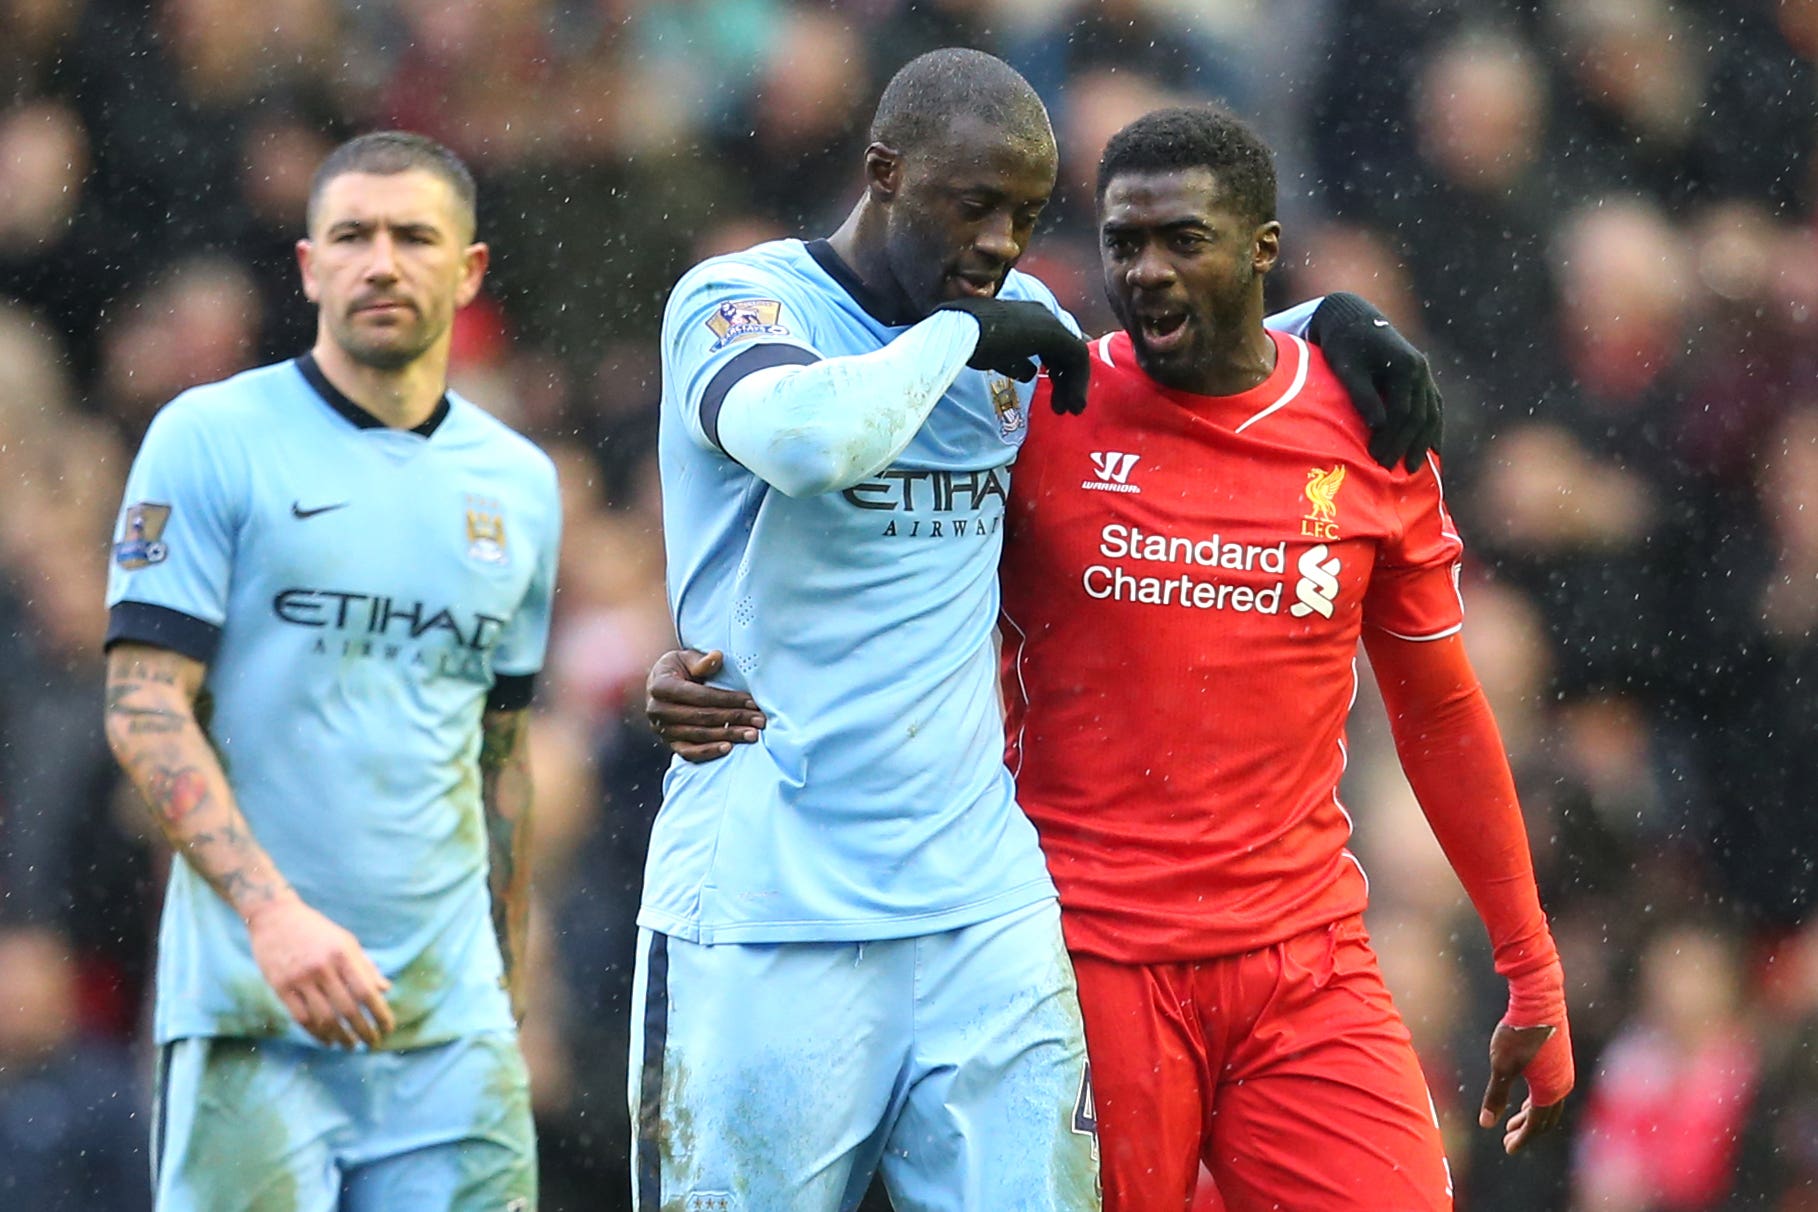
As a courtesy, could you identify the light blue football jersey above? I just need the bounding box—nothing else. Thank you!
[106,358,561,1049]
[646,238,1070,944]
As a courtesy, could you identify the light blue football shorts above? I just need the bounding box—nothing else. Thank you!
[627,896,1100,1212]
[152,1031,535,1212]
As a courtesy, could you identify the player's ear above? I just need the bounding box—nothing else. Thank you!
[455,241,490,308]
[864,143,903,203]
[296,238,321,303]
[1252,221,1282,276]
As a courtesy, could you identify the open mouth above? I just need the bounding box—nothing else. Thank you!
[949,274,999,299]
[1137,310,1190,353]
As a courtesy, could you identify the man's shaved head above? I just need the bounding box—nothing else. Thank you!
[870,48,1054,159]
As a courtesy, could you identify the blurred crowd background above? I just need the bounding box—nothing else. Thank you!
[1,0,1815,1208]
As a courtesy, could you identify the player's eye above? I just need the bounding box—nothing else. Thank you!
[958,198,994,220]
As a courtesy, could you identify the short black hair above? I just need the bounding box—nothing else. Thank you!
[1096,106,1277,226]
[306,131,478,236]
[870,48,1052,158]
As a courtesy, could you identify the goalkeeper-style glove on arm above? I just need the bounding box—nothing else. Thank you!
[1307,292,1443,471]
[935,297,1091,415]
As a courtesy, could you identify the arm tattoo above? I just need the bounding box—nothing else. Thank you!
[106,651,285,915]
[478,712,525,772]
[144,762,211,824]
[489,811,515,978]
[479,710,531,991]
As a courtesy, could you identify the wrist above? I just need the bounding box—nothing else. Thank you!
[925,305,983,346]
[1504,959,1566,1027]
[239,883,301,928]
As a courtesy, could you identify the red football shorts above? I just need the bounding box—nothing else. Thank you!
[1073,915,1453,1212]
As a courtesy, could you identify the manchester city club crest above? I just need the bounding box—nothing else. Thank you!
[989,374,1025,441]
[465,507,508,565]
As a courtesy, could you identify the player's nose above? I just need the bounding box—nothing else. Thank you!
[363,232,402,280]
[971,214,1021,266]
[1126,243,1177,289]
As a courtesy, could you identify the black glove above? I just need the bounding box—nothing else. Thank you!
[935,297,1091,415]
[1306,292,1442,471]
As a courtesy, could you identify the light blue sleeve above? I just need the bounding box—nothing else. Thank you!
[106,396,244,629]
[663,259,826,451]
[489,457,562,678]
[715,310,981,498]
[1264,296,1324,338]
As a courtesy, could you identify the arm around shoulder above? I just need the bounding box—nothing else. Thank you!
[714,309,983,497]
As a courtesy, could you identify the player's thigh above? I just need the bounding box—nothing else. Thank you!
[628,928,909,1212]
[153,1037,342,1212]
[886,900,1099,1212]
[1072,955,1207,1212]
[339,1032,536,1212]
[1207,922,1452,1212]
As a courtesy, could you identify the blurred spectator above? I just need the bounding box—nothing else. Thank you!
[237,113,339,362]
[1697,0,1818,213]
[1572,920,1762,1211]
[718,7,871,229]
[0,923,149,1211]
[1009,0,1250,120]
[94,254,261,442]
[1697,404,1818,929]
[0,304,150,1033]
[1545,0,1713,209]
[0,98,132,378]
[1472,197,1700,702]
[1399,27,1559,412]
[0,0,88,104]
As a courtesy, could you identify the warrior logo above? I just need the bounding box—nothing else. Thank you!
[1083,451,1141,494]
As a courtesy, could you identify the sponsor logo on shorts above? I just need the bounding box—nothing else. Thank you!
[705,298,789,351]
[114,502,172,569]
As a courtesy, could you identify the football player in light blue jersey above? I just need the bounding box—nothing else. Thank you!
[636,49,1100,1212]
[103,133,558,1212]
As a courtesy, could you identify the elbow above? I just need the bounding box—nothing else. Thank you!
[759,427,865,498]
[102,709,131,766]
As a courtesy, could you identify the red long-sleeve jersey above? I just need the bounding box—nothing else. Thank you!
[1003,329,1466,963]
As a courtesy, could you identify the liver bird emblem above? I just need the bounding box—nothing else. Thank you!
[1304,465,1346,521]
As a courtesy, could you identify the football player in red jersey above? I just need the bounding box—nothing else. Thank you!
[648,106,1571,1212]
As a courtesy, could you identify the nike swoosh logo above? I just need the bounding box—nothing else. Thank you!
[1372,318,1389,327]
[291,501,349,519]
